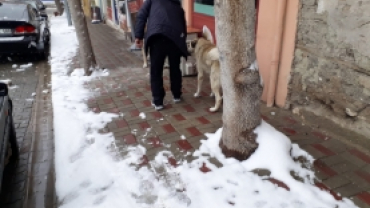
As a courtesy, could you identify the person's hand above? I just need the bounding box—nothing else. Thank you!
[135,38,143,48]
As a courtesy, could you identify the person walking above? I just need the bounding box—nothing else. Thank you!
[134,0,188,111]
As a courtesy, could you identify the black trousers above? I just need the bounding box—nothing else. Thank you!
[148,35,182,105]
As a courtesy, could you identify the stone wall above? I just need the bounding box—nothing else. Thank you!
[289,0,370,136]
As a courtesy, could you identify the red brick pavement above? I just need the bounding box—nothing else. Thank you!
[86,23,370,208]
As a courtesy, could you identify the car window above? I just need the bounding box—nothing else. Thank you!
[0,3,28,21]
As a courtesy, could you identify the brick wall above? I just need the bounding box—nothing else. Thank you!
[288,0,370,135]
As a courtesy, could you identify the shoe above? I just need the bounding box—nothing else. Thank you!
[173,97,182,103]
[151,101,164,111]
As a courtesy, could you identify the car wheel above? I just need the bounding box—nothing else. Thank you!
[39,46,49,61]
[44,29,50,44]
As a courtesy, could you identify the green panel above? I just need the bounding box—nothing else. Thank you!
[194,2,214,16]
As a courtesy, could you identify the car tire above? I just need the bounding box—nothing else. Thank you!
[39,30,50,61]
[39,44,49,61]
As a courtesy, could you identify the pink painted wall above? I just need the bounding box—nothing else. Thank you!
[275,0,299,108]
[255,0,280,105]
[255,0,298,107]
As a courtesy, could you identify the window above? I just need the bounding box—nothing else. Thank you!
[194,0,214,16]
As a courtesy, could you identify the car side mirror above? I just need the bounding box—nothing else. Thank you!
[40,5,46,10]
[0,83,9,96]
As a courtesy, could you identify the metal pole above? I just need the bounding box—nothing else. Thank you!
[99,0,104,21]
[64,0,73,26]
[125,0,135,41]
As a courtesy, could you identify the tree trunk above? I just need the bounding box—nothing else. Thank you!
[68,0,97,75]
[54,0,64,15]
[215,0,263,160]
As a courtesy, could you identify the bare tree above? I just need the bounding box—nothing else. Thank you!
[215,0,263,160]
[68,0,97,75]
[54,0,64,15]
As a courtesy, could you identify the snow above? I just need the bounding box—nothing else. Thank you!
[317,0,325,14]
[20,63,33,69]
[9,85,18,90]
[43,89,49,94]
[178,123,356,208]
[0,79,12,85]
[31,92,36,97]
[15,68,25,72]
[12,64,17,68]
[49,14,358,208]
[139,112,146,119]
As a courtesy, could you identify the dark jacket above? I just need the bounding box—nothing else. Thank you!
[134,0,188,58]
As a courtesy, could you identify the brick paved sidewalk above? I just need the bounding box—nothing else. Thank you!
[84,23,370,208]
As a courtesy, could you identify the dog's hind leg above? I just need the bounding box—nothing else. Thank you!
[194,66,204,97]
[209,66,222,112]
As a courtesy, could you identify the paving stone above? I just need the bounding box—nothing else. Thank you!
[353,195,370,208]
[159,132,181,143]
[342,171,370,190]
[302,146,327,159]
[349,149,370,164]
[331,162,359,174]
[321,154,345,166]
[354,192,370,208]
[323,175,351,189]
[340,151,368,168]
[335,183,365,197]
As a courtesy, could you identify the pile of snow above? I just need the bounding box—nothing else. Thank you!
[50,14,358,208]
[177,124,356,208]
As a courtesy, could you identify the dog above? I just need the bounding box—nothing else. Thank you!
[188,26,222,112]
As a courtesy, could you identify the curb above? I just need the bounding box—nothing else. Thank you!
[22,61,56,208]
[22,63,43,208]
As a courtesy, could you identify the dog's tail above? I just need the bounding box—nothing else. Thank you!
[202,26,214,44]
[208,48,219,61]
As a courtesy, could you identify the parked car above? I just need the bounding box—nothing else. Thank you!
[0,2,50,60]
[0,82,19,192]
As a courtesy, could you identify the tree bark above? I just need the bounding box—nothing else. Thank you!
[215,0,263,160]
[54,0,64,15]
[68,0,97,75]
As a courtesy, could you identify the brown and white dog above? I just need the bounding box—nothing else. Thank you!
[188,26,222,112]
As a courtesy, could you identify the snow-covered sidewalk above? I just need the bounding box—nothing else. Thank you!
[50,15,358,208]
